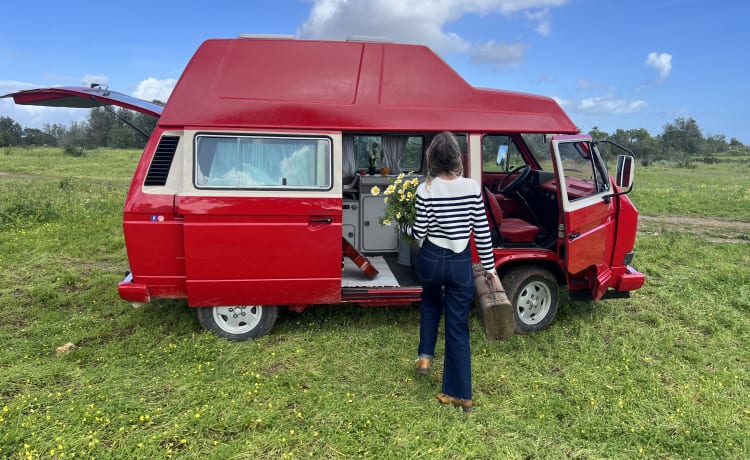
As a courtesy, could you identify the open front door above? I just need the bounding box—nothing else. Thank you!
[551,136,617,300]
[176,133,342,307]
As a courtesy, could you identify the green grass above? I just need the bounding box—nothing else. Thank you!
[1,147,749,459]
[630,161,750,220]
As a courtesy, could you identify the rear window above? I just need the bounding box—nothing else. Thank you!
[195,135,332,190]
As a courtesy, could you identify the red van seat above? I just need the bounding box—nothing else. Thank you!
[484,187,540,244]
[500,217,540,243]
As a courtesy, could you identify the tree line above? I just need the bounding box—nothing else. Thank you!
[1,108,748,166]
[589,118,747,167]
[0,105,157,150]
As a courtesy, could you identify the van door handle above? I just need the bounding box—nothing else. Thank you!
[310,217,333,224]
[568,232,580,241]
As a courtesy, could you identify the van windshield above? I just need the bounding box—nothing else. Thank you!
[520,133,559,170]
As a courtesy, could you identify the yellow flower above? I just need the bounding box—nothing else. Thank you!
[378,171,419,232]
[370,185,380,195]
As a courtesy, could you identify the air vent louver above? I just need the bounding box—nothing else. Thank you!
[144,136,179,186]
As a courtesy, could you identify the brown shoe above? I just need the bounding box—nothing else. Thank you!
[437,393,473,412]
[415,357,430,375]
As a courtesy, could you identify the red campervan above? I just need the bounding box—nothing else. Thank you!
[3,36,644,340]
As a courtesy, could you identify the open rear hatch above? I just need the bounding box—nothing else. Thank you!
[1,86,163,118]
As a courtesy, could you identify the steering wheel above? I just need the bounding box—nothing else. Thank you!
[498,164,531,194]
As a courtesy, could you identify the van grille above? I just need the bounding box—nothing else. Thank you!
[144,136,180,186]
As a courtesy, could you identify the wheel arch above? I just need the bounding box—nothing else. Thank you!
[496,258,566,287]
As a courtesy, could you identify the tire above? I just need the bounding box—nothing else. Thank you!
[501,266,558,334]
[196,305,278,341]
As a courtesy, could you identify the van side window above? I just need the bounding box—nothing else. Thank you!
[351,135,423,173]
[194,135,331,189]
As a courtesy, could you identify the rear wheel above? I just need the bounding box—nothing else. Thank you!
[501,266,558,333]
[197,305,278,341]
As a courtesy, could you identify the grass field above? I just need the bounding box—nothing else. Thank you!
[1,147,749,459]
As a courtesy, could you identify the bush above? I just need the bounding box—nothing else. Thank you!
[63,145,86,157]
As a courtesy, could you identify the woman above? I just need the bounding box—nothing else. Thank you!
[403,131,496,412]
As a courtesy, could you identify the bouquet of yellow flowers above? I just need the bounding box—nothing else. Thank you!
[370,172,420,239]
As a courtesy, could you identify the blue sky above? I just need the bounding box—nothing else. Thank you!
[1,0,748,143]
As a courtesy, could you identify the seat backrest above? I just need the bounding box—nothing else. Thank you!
[483,186,503,230]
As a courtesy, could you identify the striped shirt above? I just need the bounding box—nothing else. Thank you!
[406,176,496,272]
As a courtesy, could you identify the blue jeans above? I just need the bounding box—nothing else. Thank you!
[416,239,474,401]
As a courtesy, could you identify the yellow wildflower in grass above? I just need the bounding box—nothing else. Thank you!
[370,185,380,196]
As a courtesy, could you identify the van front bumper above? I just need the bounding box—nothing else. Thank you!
[118,272,151,304]
[615,265,645,291]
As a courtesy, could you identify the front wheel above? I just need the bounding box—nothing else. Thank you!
[197,305,278,341]
[501,267,558,334]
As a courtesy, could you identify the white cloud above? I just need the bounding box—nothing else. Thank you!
[526,8,552,36]
[0,97,89,129]
[575,96,648,115]
[645,52,672,82]
[297,0,568,65]
[133,77,177,103]
[552,95,570,107]
[576,79,612,92]
[471,40,526,67]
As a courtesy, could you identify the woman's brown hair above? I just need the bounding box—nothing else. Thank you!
[425,131,463,184]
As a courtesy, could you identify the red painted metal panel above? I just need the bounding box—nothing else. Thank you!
[216,40,363,104]
[187,278,342,306]
[177,196,342,306]
[565,207,615,276]
[160,39,578,134]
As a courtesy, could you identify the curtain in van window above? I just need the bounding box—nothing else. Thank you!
[198,136,329,188]
[382,135,408,174]
[343,134,356,180]
[243,138,314,186]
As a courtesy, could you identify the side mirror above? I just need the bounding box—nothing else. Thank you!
[496,145,508,168]
[615,155,634,192]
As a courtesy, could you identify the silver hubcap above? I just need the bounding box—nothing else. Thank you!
[516,281,552,325]
[212,306,262,334]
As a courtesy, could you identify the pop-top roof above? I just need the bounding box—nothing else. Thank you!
[159,37,578,134]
